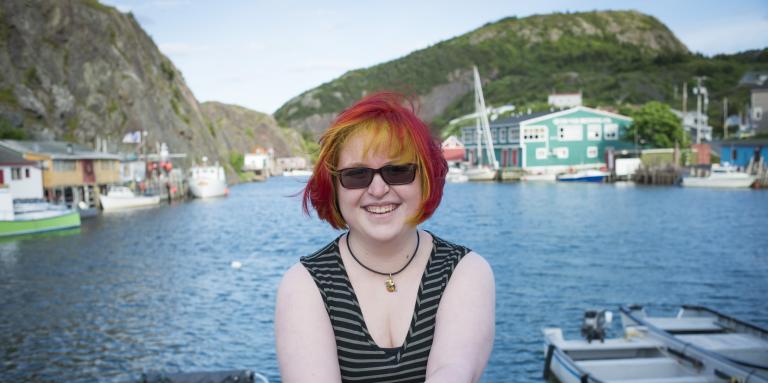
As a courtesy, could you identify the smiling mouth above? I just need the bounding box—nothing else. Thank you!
[364,204,398,214]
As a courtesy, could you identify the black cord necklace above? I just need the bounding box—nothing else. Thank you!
[346,230,420,293]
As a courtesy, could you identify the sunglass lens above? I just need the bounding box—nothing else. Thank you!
[382,164,416,185]
[340,168,373,189]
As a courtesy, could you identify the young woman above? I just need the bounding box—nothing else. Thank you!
[275,92,495,383]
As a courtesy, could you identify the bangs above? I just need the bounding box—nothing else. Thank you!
[351,121,418,165]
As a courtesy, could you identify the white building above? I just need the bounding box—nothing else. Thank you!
[276,156,308,172]
[0,145,43,199]
[548,92,583,109]
[671,109,713,143]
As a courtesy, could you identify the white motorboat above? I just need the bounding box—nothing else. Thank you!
[0,193,80,237]
[557,169,609,183]
[464,166,497,182]
[189,162,228,198]
[681,165,756,188]
[544,309,768,383]
[99,186,161,211]
[445,167,469,183]
[282,169,312,177]
[621,304,768,379]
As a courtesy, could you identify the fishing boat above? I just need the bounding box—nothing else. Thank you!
[188,158,228,198]
[621,304,768,379]
[0,190,80,237]
[99,186,161,211]
[464,166,496,182]
[557,169,609,183]
[544,309,768,383]
[681,165,756,188]
[522,172,557,182]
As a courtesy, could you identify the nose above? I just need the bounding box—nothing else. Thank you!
[366,173,390,197]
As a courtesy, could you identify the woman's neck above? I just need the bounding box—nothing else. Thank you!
[346,228,420,269]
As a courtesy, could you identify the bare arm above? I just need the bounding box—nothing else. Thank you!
[275,263,342,382]
[425,252,495,383]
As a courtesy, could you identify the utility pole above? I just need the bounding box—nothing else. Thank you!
[723,97,728,139]
[692,77,707,144]
[682,82,687,116]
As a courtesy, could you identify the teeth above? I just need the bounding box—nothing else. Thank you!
[366,205,396,214]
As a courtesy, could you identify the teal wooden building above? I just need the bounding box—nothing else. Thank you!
[461,106,633,173]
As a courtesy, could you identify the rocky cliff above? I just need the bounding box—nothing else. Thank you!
[0,0,299,180]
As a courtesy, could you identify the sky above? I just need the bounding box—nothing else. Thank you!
[102,0,768,114]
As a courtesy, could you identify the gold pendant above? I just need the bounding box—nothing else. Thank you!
[385,274,396,292]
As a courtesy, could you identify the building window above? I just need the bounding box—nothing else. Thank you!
[755,107,763,121]
[491,128,498,143]
[604,124,619,140]
[587,124,602,140]
[587,146,598,158]
[732,148,737,161]
[508,127,518,142]
[554,147,569,159]
[536,148,548,159]
[523,126,547,142]
[25,168,30,178]
[12,168,21,180]
[53,160,76,172]
[558,124,583,141]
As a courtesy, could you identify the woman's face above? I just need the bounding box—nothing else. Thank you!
[336,132,422,243]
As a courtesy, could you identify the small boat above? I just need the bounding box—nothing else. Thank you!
[621,304,768,379]
[189,161,228,198]
[557,169,609,183]
[99,186,161,211]
[464,166,497,182]
[0,191,80,237]
[446,167,469,183]
[544,309,768,383]
[681,165,756,188]
[282,169,312,177]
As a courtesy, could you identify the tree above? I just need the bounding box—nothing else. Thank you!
[627,101,688,148]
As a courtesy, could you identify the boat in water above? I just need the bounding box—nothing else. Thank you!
[189,160,228,198]
[681,165,756,188]
[522,172,557,182]
[464,166,497,182]
[544,309,768,383]
[446,166,469,183]
[0,191,80,237]
[621,304,768,380]
[557,169,609,183]
[99,186,161,211]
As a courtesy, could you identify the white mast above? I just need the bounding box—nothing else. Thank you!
[473,66,498,170]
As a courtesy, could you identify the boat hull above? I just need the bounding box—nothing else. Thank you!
[189,180,227,198]
[0,210,81,237]
[465,168,497,182]
[100,195,161,211]
[681,177,756,188]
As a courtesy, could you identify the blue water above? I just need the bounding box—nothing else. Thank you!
[1,177,766,382]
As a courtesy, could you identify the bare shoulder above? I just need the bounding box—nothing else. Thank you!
[275,262,341,381]
[452,251,494,285]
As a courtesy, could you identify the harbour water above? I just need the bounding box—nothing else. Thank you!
[1,177,766,382]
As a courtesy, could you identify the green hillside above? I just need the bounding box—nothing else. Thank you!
[274,10,768,138]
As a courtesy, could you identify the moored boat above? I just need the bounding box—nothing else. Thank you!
[0,190,80,237]
[544,309,768,383]
[681,165,756,188]
[446,167,469,183]
[557,169,609,183]
[621,304,768,379]
[99,186,161,211]
[465,166,497,182]
[188,161,228,198]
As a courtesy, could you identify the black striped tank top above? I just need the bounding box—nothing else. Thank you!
[300,232,471,383]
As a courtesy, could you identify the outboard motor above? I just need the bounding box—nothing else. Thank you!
[581,310,613,343]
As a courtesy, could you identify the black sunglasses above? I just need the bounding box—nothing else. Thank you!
[337,164,418,189]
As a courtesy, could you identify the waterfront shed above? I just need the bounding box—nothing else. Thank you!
[719,139,767,169]
[461,106,633,174]
[0,145,43,199]
[0,140,121,208]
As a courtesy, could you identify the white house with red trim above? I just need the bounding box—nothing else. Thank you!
[0,145,43,199]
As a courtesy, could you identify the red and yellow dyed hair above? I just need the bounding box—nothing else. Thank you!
[302,92,448,229]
